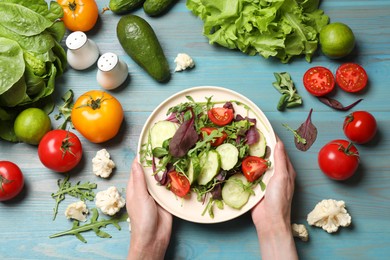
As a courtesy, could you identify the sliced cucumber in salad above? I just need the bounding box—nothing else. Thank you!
[222,173,252,209]
[216,143,239,171]
[150,120,179,149]
[197,150,221,185]
[249,129,267,157]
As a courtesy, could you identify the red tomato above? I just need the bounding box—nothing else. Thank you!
[242,156,269,182]
[336,63,368,93]
[318,139,359,180]
[303,66,335,96]
[343,111,377,144]
[207,107,234,126]
[57,0,99,32]
[0,161,24,201]
[38,130,83,173]
[168,171,190,197]
[200,127,228,146]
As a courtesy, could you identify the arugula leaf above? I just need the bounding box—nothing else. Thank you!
[51,175,97,220]
[54,89,74,130]
[272,72,302,111]
[49,208,128,243]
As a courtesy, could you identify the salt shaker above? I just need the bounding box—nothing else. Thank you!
[96,52,129,90]
[66,31,99,70]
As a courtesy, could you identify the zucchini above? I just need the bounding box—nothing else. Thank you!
[150,120,178,149]
[197,150,221,185]
[249,129,267,157]
[216,143,239,171]
[222,174,251,209]
[109,0,145,14]
[143,0,176,16]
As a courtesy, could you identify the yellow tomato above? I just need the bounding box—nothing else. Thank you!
[71,90,124,143]
[57,0,99,32]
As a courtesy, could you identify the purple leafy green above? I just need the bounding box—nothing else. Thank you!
[318,97,363,111]
[169,109,198,158]
[283,108,317,151]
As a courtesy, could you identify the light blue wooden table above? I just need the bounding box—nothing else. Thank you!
[1,0,390,259]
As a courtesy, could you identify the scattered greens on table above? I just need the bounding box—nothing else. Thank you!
[186,0,329,63]
[272,72,302,111]
[0,0,67,142]
[49,208,128,243]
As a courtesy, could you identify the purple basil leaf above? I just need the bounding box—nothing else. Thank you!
[295,108,317,151]
[223,102,234,111]
[318,97,363,111]
[169,110,198,158]
[211,171,227,200]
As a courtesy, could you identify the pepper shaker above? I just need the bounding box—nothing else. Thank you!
[96,52,129,90]
[66,31,99,70]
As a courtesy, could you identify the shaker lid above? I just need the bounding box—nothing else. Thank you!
[98,52,119,72]
[66,31,88,50]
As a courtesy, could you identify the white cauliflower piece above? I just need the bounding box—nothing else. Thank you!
[307,199,352,233]
[65,201,88,222]
[174,53,195,72]
[92,149,115,178]
[95,186,125,216]
[291,223,309,241]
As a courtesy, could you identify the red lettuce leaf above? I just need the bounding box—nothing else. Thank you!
[295,108,317,151]
[169,110,198,158]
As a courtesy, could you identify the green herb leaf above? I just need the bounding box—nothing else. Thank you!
[55,89,74,130]
[51,175,97,220]
[272,72,302,111]
[49,208,128,243]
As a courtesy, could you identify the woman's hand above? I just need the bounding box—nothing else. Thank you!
[251,139,298,260]
[126,159,172,260]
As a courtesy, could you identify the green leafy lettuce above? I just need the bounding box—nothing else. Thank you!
[0,0,67,142]
[186,0,329,63]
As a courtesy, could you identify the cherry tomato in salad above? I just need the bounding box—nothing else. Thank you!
[241,156,269,182]
[57,0,99,32]
[71,90,124,143]
[303,66,335,96]
[208,107,234,126]
[200,127,228,147]
[336,63,368,93]
[343,111,377,144]
[168,171,190,197]
[318,139,359,180]
[38,130,83,172]
[0,161,24,202]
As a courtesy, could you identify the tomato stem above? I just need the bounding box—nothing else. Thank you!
[68,0,77,11]
[0,175,13,192]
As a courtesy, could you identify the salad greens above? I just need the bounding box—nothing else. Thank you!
[186,0,329,63]
[51,175,97,221]
[0,0,67,142]
[141,96,269,217]
[272,72,302,111]
[49,208,128,243]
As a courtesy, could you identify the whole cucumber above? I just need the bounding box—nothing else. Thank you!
[116,15,170,82]
[109,0,145,14]
[143,0,177,16]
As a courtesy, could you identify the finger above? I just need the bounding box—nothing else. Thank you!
[128,158,149,197]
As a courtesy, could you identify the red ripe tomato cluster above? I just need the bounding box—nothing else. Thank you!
[318,110,377,181]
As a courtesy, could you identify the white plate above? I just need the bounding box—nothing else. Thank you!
[137,86,276,223]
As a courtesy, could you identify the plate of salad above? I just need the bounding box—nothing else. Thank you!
[138,86,276,223]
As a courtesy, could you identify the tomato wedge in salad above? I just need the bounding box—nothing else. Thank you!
[208,107,234,126]
[336,63,368,93]
[200,127,228,146]
[242,156,269,182]
[168,171,190,197]
[303,66,335,96]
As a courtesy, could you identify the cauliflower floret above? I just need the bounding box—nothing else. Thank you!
[174,53,195,72]
[92,149,115,178]
[95,186,125,216]
[291,223,309,241]
[65,201,88,222]
[307,199,352,233]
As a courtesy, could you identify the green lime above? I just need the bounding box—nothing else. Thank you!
[14,108,51,145]
[319,22,355,59]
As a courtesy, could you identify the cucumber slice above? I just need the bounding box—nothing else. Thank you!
[150,120,179,149]
[187,156,201,184]
[222,173,251,209]
[197,150,221,185]
[249,129,267,157]
[216,143,239,171]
